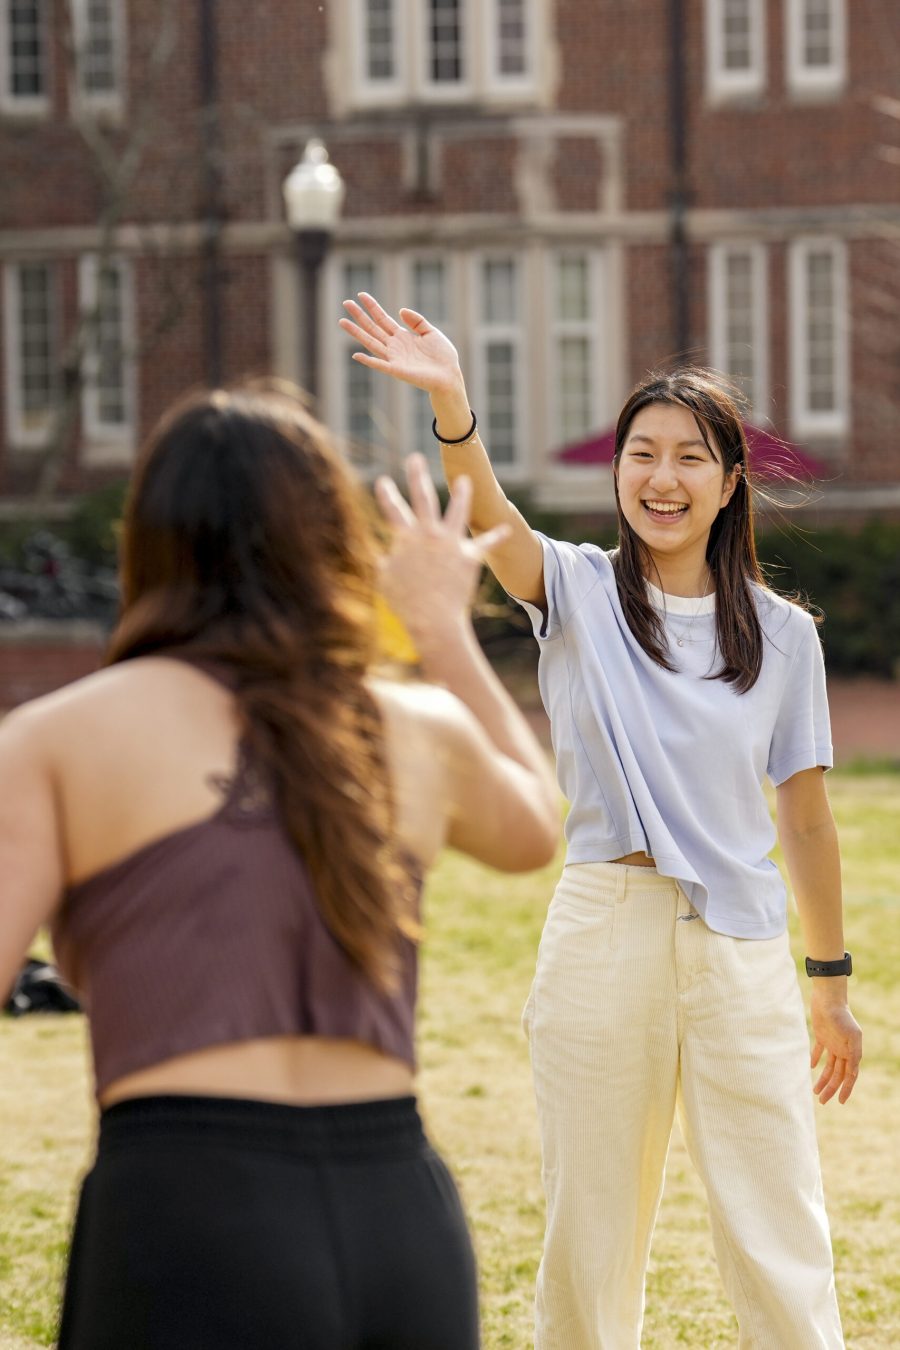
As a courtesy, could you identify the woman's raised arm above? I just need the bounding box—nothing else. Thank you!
[340,293,545,607]
[375,455,558,872]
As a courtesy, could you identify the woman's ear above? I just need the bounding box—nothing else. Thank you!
[721,462,741,507]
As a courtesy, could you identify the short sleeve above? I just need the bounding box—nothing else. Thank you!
[508,533,607,642]
[766,615,833,785]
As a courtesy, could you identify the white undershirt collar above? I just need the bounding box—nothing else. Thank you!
[645,578,716,616]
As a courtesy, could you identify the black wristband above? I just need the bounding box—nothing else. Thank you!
[431,410,477,445]
[805,952,852,977]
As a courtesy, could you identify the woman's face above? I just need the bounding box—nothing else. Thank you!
[615,402,740,562]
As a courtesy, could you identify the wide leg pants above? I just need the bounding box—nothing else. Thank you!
[523,863,844,1350]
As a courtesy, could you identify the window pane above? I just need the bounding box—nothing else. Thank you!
[343,261,380,445]
[9,0,46,97]
[411,260,449,463]
[558,336,592,443]
[428,0,463,82]
[344,260,376,298]
[557,256,590,322]
[722,0,752,71]
[18,263,54,422]
[365,0,394,81]
[803,0,833,68]
[82,0,118,94]
[412,259,447,321]
[94,264,126,424]
[497,0,527,76]
[724,251,756,407]
[482,259,516,323]
[806,250,836,413]
[485,341,515,463]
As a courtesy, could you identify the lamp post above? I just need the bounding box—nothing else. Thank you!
[282,139,346,406]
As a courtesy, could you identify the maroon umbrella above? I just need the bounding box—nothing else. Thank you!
[556,423,827,479]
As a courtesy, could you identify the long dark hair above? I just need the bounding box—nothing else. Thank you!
[612,369,765,693]
[106,382,415,993]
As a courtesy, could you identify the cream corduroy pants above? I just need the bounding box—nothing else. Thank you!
[523,862,844,1350]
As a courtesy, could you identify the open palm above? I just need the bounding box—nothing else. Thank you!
[339,292,462,396]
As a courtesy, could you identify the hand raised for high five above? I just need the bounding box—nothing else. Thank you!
[340,293,464,397]
[374,455,509,648]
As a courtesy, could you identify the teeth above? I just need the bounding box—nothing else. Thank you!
[644,501,687,514]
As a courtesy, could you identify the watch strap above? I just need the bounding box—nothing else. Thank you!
[805,952,852,977]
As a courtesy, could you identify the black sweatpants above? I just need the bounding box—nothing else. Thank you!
[58,1093,479,1349]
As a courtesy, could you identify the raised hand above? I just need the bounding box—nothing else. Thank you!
[374,455,509,647]
[340,293,463,397]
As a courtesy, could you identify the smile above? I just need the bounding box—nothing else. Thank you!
[642,500,689,519]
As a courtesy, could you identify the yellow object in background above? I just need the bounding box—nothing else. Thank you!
[374,593,420,665]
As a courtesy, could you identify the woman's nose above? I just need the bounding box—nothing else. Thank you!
[648,458,679,492]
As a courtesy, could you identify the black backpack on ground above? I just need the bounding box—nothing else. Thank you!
[3,957,81,1016]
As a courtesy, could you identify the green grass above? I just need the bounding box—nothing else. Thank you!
[1,770,899,1348]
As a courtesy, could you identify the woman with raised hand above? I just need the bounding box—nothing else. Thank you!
[0,383,559,1350]
[341,293,862,1349]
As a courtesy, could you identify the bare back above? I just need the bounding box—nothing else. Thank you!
[3,653,531,1107]
[12,658,467,1108]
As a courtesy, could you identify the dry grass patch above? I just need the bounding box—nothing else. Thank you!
[1,772,898,1348]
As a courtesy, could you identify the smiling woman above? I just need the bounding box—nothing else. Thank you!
[609,370,758,692]
[341,291,862,1350]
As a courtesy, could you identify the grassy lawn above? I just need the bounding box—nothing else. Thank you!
[2,770,898,1348]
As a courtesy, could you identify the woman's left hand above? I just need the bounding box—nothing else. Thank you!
[810,991,862,1105]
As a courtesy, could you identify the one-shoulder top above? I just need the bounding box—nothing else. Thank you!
[51,667,421,1098]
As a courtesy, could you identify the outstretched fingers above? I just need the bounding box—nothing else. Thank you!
[398,306,432,334]
[357,292,400,335]
[374,475,416,529]
[471,522,512,555]
[339,306,388,357]
[405,453,442,527]
[443,475,472,535]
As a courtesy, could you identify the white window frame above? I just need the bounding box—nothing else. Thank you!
[0,0,51,116]
[483,0,537,95]
[470,251,526,479]
[546,249,606,452]
[345,0,540,109]
[351,0,408,105]
[786,0,845,97]
[417,0,473,103]
[79,254,137,461]
[704,0,766,103]
[788,236,849,440]
[3,260,59,448]
[70,0,126,116]
[708,241,770,424]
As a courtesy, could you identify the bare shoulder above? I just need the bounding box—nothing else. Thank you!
[3,658,233,761]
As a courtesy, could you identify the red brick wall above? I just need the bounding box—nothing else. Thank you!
[0,630,105,709]
[2,0,899,498]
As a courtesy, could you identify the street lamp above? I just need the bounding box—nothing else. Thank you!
[282,138,346,405]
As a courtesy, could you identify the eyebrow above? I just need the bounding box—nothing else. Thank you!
[627,434,710,450]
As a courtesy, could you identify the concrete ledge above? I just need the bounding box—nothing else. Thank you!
[0,619,108,645]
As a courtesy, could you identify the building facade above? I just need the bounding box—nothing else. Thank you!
[1,0,899,516]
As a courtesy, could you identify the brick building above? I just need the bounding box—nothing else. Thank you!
[1,0,899,517]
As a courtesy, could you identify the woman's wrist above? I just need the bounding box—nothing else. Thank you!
[430,377,472,440]
[408,613,474,666]
[810,975,849,1003]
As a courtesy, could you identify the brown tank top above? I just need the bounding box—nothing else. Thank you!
[51,670,420,1098]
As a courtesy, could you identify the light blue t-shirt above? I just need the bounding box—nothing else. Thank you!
[513,535,833,939]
